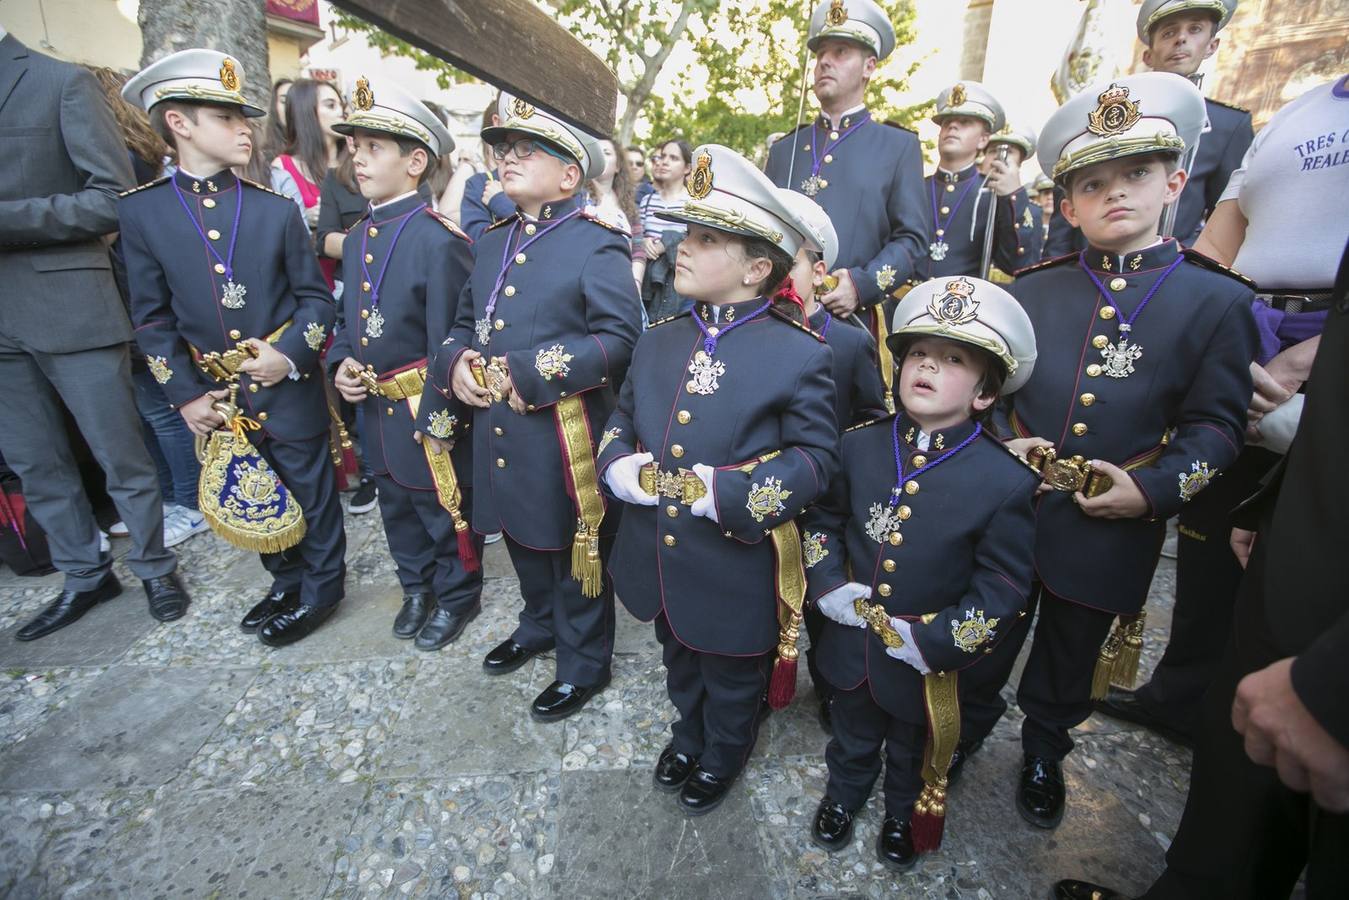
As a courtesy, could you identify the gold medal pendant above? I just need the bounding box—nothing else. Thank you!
[366,308,385,340]
[1101,337,1142,378]
[220,279,247,309]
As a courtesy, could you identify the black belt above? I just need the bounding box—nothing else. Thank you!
[1255,291,1333,314]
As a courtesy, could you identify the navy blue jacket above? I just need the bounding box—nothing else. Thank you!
[1008,240,1257,614]
[809,307,888,428]
[598,301,839,656]
[459,170,515,243]
[422,193,642,549]
[328,193,472,490]
[923,165,1041,278]
[803,414,1038,722]
[120,168,336,442]
[765,113,927,306]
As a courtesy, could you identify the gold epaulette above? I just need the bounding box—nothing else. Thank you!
[485,214,519,233]
[580,210,631,237]
[1206,97,1250,116]
[881,120,918,135]
[119,176,169,197]
[768,305,826,342]
[845,413,896,434]
[1014,252,1076,278]
[1182,248,1256,289]
[987,429,1043,476]
[346,210,371,232]
[239,177,284,198]
[426,208,471,242]
[647,311,690,328]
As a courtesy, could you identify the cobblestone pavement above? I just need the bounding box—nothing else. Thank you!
[0,503,1193,898]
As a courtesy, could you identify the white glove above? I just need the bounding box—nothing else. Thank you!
[604,452,657,506]
[1249,394,1303,455]
[884,617,931,674]
[689,463,719,523]
[815,582,870,628]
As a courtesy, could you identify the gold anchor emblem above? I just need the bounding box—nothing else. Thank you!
[825,0,848,26]
[354,77,374,111]
[688,152,714,199]
[1087,83,1142,137]
[219,58,240,92]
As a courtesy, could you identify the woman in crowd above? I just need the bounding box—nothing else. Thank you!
[273,77,348,288]
[588,137,646,287]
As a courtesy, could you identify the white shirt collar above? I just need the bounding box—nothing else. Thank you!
[371,189,419,212]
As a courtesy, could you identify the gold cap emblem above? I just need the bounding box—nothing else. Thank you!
[510,96,536,119]
[1087,82,1142,137]
[950,82,967,108]
[687,152,714,200]
[219,58,239,92]
[354,77,374,111]
[825,0,848,27]
[928,275,980,325]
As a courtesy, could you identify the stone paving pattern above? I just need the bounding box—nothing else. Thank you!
[0,502,1193,898]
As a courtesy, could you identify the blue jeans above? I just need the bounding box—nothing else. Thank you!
[132,367,200,510]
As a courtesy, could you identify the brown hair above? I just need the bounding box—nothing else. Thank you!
[394,134,439,186]
[739,236,798,320]
[148,101,200,152]
[589,137,638,227]
[266,77,293,160]
[83,65,169,167]
[281,78,347,187]
[1061,151,1180,194]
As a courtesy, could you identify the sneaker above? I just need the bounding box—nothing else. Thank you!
[163,506,209,548]
[108,503,175,538]
[99,530,111,553]
[350,478,378,514]
[484,531,504,545]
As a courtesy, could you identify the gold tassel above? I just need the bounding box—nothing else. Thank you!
[1111,611,1146,690]
[571,520,603,598]
[1091,622,1125,701]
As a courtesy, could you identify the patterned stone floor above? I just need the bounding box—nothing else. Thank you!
[0,502,1193,898]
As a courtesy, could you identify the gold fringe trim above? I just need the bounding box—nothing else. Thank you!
[1091,621,1125,701]
[1111,611,1146,690]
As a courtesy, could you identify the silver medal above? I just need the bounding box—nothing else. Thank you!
[474,316,492,347]
[864,502,903,545]
[928,241,949,262]
[685,350,725,396]
[1101,338,1142,378]
[220,279,247,309]
[366,307,384,340]
[800,174,823,197]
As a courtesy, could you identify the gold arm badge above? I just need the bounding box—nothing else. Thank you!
[950,82,967,108]
[927,276,980,326]
[510,96,536,119]
[597,427,621,455]
[303,321,326,351]
[746,476,791,523]
[535,344,574,381]
[802,531,829,568]
[876,265,897,292]
[688,152,714,200]
[1087,83,1142,138]
[219,58,240,92]
[1178,461,1214,502]
[426,409,457,439]
[825,0,848,26]
[354,77,374,111]
[147,356,173,385]
[951,608,1000,653]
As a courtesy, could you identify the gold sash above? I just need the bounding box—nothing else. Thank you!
[556,396,606,597]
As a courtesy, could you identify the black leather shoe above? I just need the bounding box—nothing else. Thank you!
[677,766,733,816]
[810,798,855,851]
[392,592,432,639]
[1092,687,1194,748]
[258,602,337,647]
[1017,754,1066,829]
[945,737,983,789]
[415,603,481,651]
[15,573,122,641]
[482,638,546,675]
[530,674,610,722]
[876,816,917,871]
[1053,879,1131,900]
[653,743,698,793]
[143,573,190,622]
[241,590,299,633]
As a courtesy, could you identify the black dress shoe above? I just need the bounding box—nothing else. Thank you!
[482,638,546,675]
[1017,754,1066,829]
[945,737,984,789]
[653,743,698,793]
[143,573,190,622]
[530,675,609,722]
[241,590,299,633]
[810,798,855,851]
[1054,879,1131,900]
[15,573,122,641]
[258,602,337,647]
[876,816,917,871]
[392,592,432,639]
[677,766,733,816]
[1092,687,1194,748]
[415,603,481,651]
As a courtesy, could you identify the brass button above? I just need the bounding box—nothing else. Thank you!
[504,285,516,297]
[802,144,810,152]
[877,583,892,597]
[360,337,369,346]
[362,281,372,292]
[882,559,896,572]
[1092,335,1109,350]
[361,309,370,319]
[823,154,833,164]
[904,480,919,495]
[214,263,226,274]
[1086,363,1103,377]
[829,130,840,140]
[248,383,259,393]
[515,252,527,265]
[897,505,911,520]
[207,229,221,240]
[888,531,903,546]
[910,454,927,468]
[671,444,684,458]
[1109,277,1127,292]
[1072,422,1088,436]
[664,534,677,547]
[494,319,505,331]
[496,457,506,468]
[257,411,268,421]
[940,206,950,215]
[819,179,828,188]
[228,329,242,339]
[1099,305,1117,320]
[1080,392,1096,407]
[386,407,394,416]
[364,253,374,264]
[677,410,691,424]
[494,426,504,436]
[946,183,955,193]
[524,223,537,235]
[202,198,216,208]
[666,505,678,518]
[935,228,945,237]
[368,226,379,237]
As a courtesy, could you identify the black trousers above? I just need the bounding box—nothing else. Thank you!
[504,535,614,687]
[1139,448,1278,735]
[373,474,483,613]
[254,432,346,609]
[804,602,830,700]
[654,611,771,780]
[1143,543,1349,899]
[824,682,925,819]
[959,585,1116,760]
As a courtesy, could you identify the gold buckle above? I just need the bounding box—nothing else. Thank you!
[1027,446,1114,497]
[853,597,905,649]
[197,342,259,382]
[638,463,707,504]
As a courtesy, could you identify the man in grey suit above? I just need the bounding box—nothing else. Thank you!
[0,28,189,638]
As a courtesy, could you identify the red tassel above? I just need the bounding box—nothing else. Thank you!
[909,781,947,852]
[457,526,480,573]
[767,655,797,710]
[772,278,806,311]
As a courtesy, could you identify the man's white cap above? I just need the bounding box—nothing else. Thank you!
[932,81,1006,133]
[333,75,454,157]
[121,48,264,117]
[1136,0,1237,45]
[987,123,1038,159]
[777,189,839,270]
[482,92,606,181]
[807,0,897,61]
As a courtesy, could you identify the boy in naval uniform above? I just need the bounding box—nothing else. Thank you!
[119,49,345,647]
[980,123,1044,278]
[328,76,484,651]
[802,277,1038,870]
